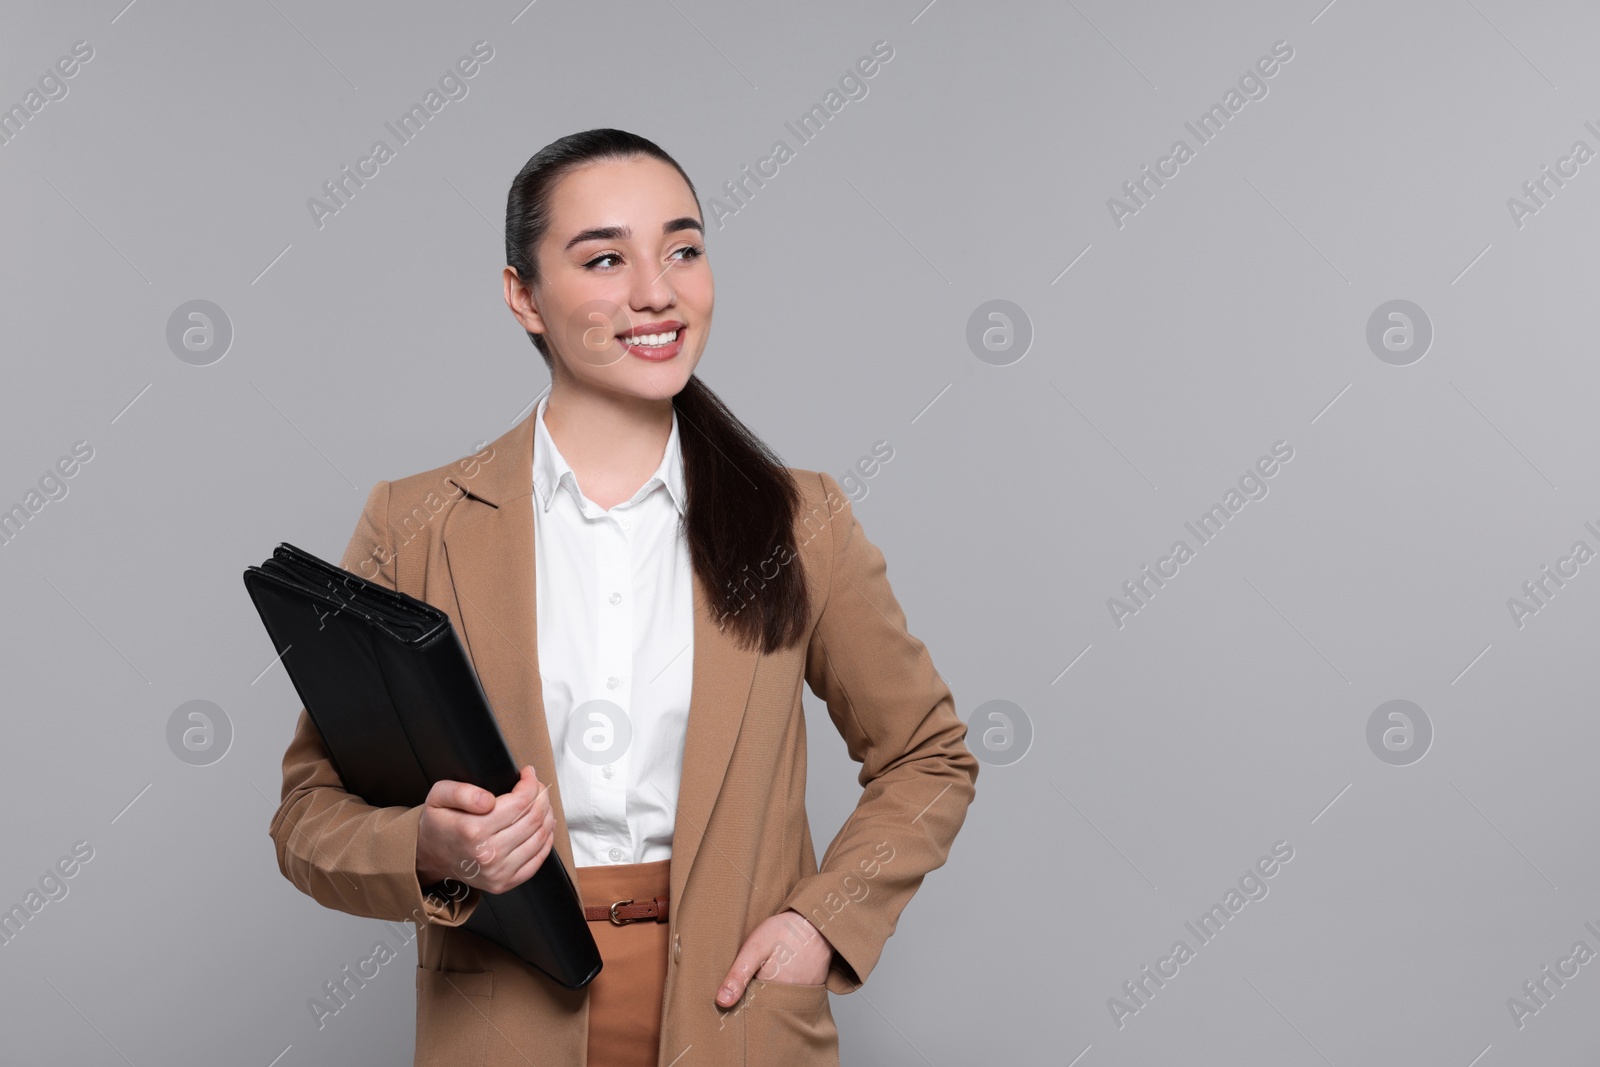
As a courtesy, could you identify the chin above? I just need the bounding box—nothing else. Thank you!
[637,352,699,379]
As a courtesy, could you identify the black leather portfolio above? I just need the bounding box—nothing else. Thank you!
[243,541,602,989]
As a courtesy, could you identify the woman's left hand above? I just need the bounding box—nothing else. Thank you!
[716,908,834,1007]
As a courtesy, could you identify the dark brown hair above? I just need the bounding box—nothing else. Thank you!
[505,128,810,654]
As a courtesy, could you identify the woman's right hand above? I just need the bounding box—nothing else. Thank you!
[415,765,556,894]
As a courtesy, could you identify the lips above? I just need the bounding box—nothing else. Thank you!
[616,321,686,362]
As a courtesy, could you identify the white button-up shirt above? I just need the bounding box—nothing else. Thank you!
[531,392,694,867]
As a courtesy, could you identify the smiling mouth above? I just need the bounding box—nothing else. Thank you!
[616,328,681,348]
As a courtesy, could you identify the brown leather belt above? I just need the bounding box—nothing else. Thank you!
[583,895,669,925]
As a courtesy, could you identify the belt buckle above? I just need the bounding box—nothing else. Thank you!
[609,898,644,925]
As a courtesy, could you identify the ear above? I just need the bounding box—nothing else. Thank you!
[503,266,547,336]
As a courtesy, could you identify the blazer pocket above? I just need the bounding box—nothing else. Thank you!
[744,978,839,1065]
[415,967,493,1067]
[747,976,828,1012]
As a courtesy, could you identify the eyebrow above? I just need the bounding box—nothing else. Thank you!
[563,217,704,252]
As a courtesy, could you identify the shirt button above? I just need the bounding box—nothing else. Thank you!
[606,676,619,689]
[673,934,682,962]
[608,847,624,862]
[618,516,630,529]
[609,592,622,605]
[602,764,614,778]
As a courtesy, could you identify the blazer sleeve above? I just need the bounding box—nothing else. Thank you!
[266,479,483,928]
[780,471,979,993]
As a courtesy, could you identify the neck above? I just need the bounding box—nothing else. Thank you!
[543,378,675,509]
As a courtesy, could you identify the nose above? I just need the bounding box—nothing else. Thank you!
[629,260,677,312]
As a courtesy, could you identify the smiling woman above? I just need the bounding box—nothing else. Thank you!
[267,127,978,1067]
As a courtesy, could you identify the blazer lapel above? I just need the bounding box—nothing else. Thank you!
[439,407,763,908]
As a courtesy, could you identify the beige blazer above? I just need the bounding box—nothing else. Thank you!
[268,408,979,1066]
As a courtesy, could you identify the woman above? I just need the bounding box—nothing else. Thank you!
[269,128,978,1066]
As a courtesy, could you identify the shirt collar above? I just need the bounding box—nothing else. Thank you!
[532,392,687,517]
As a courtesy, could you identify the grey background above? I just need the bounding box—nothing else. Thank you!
[2,0,1596,1064]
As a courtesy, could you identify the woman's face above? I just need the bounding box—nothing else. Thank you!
[508,154,712,403]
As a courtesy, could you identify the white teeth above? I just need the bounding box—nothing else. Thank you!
[621,329,679,346]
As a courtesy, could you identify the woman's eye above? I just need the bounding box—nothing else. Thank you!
[585,246,702,270]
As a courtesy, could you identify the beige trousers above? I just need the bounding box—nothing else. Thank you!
[575,858,672,1067]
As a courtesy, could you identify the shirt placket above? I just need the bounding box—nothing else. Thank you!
[594,505,633,863]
